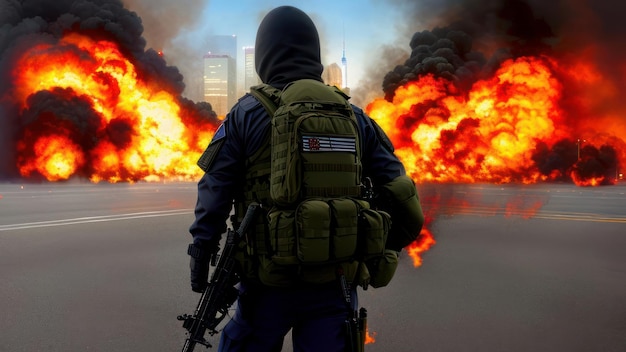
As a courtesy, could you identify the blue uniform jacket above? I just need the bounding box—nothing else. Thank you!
[189,93,406,245]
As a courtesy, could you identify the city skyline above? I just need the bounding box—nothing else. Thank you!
[129,1,415,105]
[191,1,406,88]
[201,35,345,115]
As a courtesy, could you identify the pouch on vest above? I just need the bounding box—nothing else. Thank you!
[366,249,399,288]
[268,198,360,265]
[359,207,391,260]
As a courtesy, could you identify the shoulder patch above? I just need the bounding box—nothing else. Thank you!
[197,122,226,172]
[212,123,226,142]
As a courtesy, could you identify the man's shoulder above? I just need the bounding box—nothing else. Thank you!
[350,104,365,116]
[350,104,372,128]
[235,93,264,113]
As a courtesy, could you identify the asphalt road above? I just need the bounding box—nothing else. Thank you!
[0,181,625,352]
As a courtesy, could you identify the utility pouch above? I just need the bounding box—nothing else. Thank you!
[268,198,360,265]
[327,199,360,260]
[358,208,391,260]
[262,198,362,286]
[296,200,332,263]
[367,249,399,288]
[268,208,299,265]
[295,198,360,264]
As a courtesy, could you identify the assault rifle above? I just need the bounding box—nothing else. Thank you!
[177,203,260,351]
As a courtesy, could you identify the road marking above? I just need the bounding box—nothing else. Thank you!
[430,206,626,223]
[0,209,192,231]
[532,214,626,223]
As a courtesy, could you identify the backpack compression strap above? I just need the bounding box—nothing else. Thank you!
[249,84,281,116]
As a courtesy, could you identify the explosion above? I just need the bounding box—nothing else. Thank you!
[370,56,564,183]
[369,42,623,188]
[0,0,220,183]
[366,0,626,267]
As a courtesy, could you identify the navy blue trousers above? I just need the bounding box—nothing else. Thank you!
[218,282,354,352]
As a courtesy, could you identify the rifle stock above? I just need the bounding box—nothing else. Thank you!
[178,203,260,351]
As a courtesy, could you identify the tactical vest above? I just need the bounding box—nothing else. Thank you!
[235,79,391,287]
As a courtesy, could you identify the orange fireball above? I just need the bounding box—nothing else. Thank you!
[367,56,567,185]
[12,32,217,182]
[367,51,625,265]
[19,134,85,182]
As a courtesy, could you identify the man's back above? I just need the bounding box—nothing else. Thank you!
[187,6,424,351]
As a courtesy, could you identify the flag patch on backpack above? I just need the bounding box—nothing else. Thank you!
[302,135,356,152]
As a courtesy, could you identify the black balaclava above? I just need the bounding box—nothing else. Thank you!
[255,6,324,89]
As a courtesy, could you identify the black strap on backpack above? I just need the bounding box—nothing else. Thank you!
[249,84,280,116]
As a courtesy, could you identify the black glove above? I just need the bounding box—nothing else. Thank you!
[188,242,217,293]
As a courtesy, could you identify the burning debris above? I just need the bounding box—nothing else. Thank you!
[0,0,219,182]
[371,0,625,187]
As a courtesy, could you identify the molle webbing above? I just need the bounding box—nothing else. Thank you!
[243,156,271,204]
[304,186,362,198]
[269,79,362,206]
[304,163,358,173]
[239,134,272,256]
[302,162,361,197]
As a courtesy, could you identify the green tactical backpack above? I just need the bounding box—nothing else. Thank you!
[249,79,390,287]
[254,79,363,204]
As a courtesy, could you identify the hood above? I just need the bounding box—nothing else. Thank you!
[254,6,324,89]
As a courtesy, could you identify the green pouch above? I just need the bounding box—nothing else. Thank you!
[367,249,399,288]
[296,200,331,263]
[267,208,298,262]
[328,198,359,260]
[359,208,391,260]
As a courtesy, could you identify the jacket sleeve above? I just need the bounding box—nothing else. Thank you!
[188,115,241,246]
[189,95,267,247]
[377,175,425,251]
[354,105,405,185]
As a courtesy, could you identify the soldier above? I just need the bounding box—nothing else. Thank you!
[188,6,424,351]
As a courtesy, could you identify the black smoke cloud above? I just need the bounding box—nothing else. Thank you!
[122,0,211,102]
[351,0,626,108]
[381,0,558,100]
[0,0,185,96]
[413,0,624,108]
[0,0,216,180]
[532,139,621,185]
[350,0,555,106]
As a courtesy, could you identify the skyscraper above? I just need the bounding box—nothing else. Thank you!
[203,54,236,117]
[204,35,237,116]
[322,63,342,88]
[243,46,260,91]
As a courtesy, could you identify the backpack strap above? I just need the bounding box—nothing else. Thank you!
[249,84,281,116]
